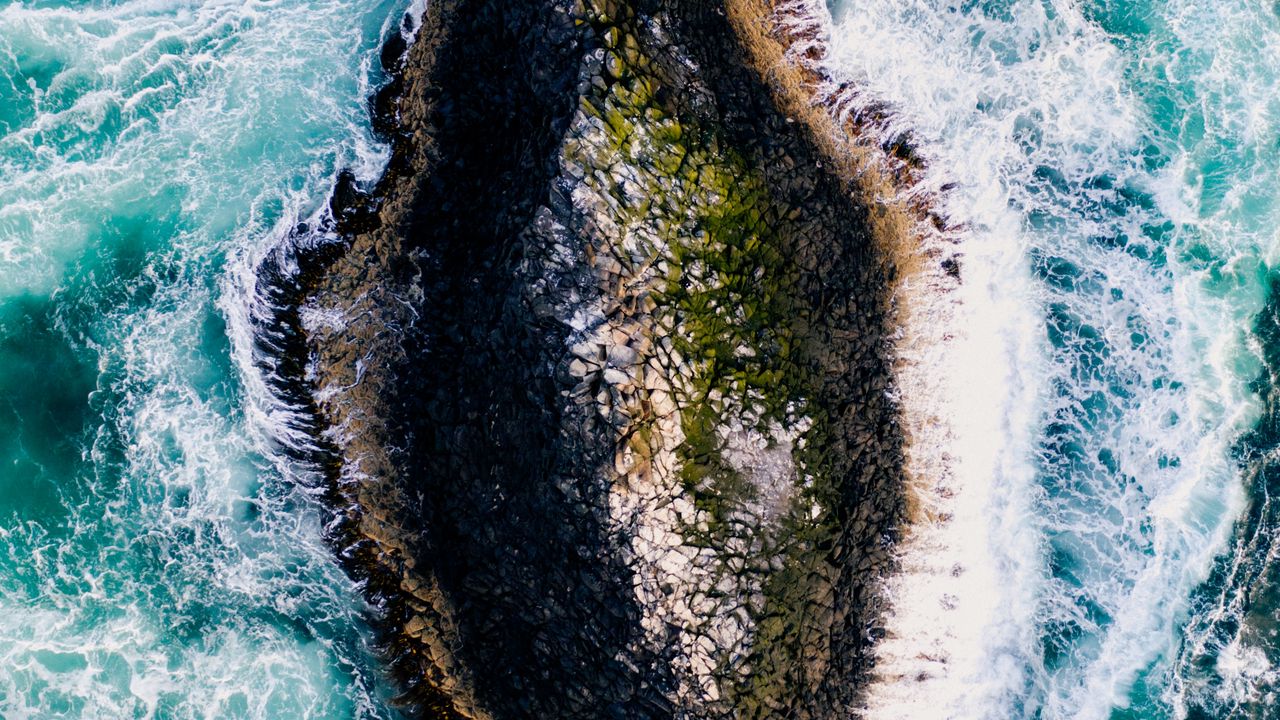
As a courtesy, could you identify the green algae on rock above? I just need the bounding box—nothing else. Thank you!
[561,2,905,714]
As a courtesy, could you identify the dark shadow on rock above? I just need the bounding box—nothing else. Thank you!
[382,2,676,715]
[250,1,678,718]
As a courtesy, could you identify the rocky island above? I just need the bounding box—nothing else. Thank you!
[254,0,944,716]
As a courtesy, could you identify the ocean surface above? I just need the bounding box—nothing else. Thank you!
[7,0,1280,718]
[824,0,1280,718]
[0,0,408,716]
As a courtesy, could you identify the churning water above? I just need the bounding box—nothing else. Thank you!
[0,0,408,716]
[823,0,1280,718]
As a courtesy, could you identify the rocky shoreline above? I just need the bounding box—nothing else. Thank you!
[254,1,931,717]
[740,3,979,710]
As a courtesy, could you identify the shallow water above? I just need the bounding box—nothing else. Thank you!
[825,0,1280,717]
[0,0,408,716]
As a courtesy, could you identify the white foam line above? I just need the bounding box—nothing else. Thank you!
[767,1,1047,715]
[773,0,1256,717]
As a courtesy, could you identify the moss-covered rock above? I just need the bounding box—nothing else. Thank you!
[555,2,905,715]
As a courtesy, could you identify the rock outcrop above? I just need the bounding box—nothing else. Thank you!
[256,0,915,717]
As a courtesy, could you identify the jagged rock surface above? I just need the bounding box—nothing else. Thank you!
[276,0,907,717]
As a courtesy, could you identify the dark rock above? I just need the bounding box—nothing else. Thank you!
[251,0,910,717]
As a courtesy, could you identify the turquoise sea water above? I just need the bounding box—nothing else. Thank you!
[826,0,1280,718]
[10,0,1280,718]
[0,0,407,716]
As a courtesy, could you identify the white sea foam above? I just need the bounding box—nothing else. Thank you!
[810,0,1268,717]
[1143,2,1280,715]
